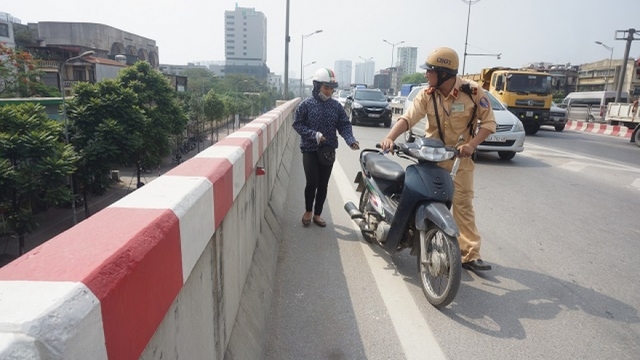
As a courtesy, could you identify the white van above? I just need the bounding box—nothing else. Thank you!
[562,91,629,122]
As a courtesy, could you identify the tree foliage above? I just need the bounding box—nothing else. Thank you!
[67,80,146,211]
[401,72,427,85]
[117,62,187,176]
[0,43,60,98]
[0,103,77,254]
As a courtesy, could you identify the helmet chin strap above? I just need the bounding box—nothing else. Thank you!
[434,71,455,88]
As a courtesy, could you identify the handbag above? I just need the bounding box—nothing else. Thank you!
[317,144,336,166]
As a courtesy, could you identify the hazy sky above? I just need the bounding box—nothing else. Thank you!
[4,0,640,81]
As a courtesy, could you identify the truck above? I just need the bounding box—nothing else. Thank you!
[461,67,553,135]
[400,84,417,97]
[604,102,640,146]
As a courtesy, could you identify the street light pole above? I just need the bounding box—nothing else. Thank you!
[461,0,482,75]
[58,50,94,226]
[300,30,322,98]
[284,0,290,100]
[383,39,404,68]
[595,41,614,91]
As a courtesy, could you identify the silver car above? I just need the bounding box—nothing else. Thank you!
[403,85,526,160]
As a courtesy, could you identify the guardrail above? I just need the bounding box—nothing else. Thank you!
[0,99,300,360]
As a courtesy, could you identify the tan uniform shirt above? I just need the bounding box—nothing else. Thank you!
[401,77,497,146]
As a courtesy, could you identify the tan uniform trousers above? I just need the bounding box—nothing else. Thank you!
[438,157,481,263]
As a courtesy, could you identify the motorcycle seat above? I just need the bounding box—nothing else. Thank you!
[364,153,405,182]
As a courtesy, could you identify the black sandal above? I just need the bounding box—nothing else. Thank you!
[301,216,311,227]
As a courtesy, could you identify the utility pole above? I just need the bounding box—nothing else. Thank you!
[283,0,290,100]
[614,28,638,103]
[461,0,482,75]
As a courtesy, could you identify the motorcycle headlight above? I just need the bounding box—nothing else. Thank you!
[408,146,455,162]
[353,102,363,109]
[513,120,525,132]
[385,104,392,110]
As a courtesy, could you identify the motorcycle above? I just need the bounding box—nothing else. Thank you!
[344,137,463,308]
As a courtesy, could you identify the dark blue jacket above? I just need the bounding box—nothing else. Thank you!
[293,95,357,153]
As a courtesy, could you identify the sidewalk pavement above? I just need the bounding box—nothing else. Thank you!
[0,122,244,267]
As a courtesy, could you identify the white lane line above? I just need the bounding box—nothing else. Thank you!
[333,160,447,360]
[524,143,640,174]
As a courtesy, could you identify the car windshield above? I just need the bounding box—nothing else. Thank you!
[506,74,551,95]
[354,90,386,101]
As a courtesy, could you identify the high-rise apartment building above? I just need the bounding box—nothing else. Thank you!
[396,47,418,79]
[354,60,375,86]
[224,5,270,78]
[334,60,353,88]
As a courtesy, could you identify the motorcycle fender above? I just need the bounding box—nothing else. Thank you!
[415,202,459,238]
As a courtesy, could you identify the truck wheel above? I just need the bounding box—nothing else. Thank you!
[555,124,565,132]
[634,127,640,147]
[498,151,516,160]
[525,125,539,135]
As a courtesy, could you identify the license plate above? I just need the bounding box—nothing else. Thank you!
[486,135,506,142]
[526,111,533,117]
[369,113,380,118]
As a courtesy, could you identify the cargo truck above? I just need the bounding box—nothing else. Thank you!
[462,67,553,135]
[604,102,640,146]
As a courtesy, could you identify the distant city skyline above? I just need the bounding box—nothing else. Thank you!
[4,0,640,78]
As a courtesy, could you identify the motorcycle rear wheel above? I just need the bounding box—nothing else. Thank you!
[417,228,461,308]
[358,189,374,244]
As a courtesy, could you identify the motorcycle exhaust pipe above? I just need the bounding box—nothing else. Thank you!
[344,202,364,219]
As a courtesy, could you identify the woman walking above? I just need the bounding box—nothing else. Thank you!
[292,68,359,227]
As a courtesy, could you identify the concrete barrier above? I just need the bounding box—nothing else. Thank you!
[566,120,632,138]
[0,99,300,359]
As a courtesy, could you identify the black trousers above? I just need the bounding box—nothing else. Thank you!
[302,151,334,215]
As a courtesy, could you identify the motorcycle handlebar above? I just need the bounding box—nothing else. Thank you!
[375,143,400,152]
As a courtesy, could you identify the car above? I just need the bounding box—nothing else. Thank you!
[344,88,393,127]
[403,85,526,160]
[336,89,351,107]
[546,102,568,131]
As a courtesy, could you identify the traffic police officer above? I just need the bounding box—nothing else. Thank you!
[380,47,496,271]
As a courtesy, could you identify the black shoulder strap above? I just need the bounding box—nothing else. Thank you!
[430,92,445,143]
[460,83,478,137]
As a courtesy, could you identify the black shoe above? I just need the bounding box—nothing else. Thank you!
[462,259,492,271]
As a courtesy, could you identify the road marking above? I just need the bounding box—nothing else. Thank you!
[524,143,640,174]
[333,160,447,360]
[631,179,640,191]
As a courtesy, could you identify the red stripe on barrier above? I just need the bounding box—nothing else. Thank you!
[0,208,183,360]
[240,127,265,157]
[217,137,253,180]
[166,158,233,229]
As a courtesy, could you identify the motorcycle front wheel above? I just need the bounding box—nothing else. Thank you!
[417,228,461,308]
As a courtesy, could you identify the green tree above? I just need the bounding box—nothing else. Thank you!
[0,43,60,98]
[117,61,187,186]
[67,80,146,215]
[203,90,225,145]
[0,103,77,255]
[401,72,427,85]
[219,95,236,142]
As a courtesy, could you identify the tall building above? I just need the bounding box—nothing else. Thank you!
[354,60,375,86]
[334,59,352,88]
[224,5,270,78]
[397,46,418,79]
[0,13,16,49]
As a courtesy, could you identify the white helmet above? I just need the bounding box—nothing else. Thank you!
[312,68,339,88]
